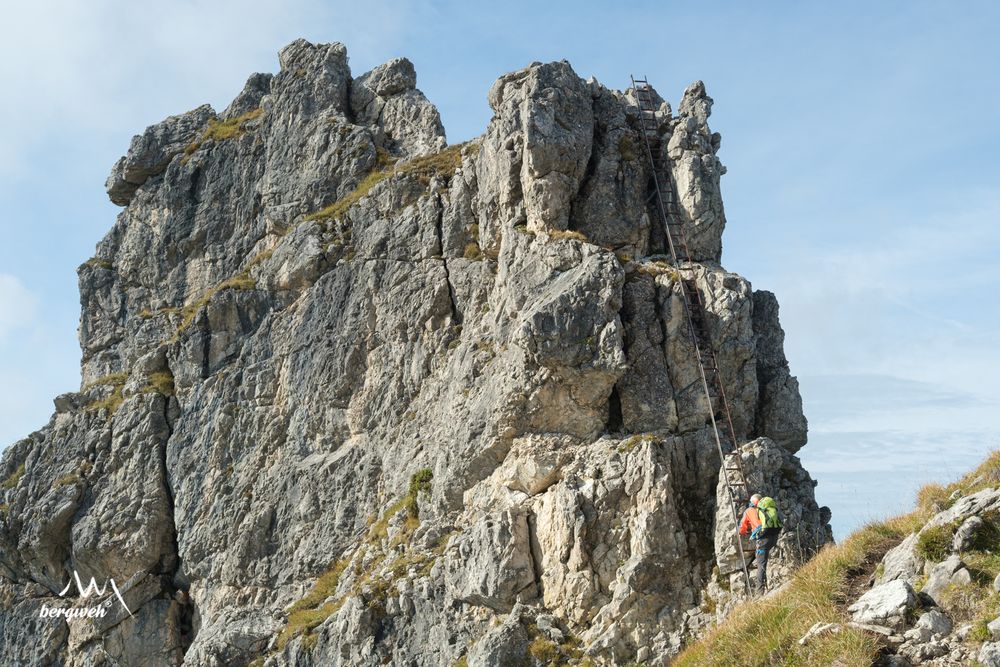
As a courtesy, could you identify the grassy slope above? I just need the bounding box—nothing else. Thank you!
[675,452,1000,667]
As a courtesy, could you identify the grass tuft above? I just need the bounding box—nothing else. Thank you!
[303,142,477,227]
[84,372,129,418]
[82,257,113,270]
[166,270,257,336]
[274,558,350,651]
[82,372,129,392]
[1,463,25,491]
[463,242,483,260]
[915,521,957,562]
[917,482,953,513]
[528,635,560,663]
[52,462,92,490]
[396,142,476,186]
[548,229,588,242]
[405,468,433,518]
[183,108,263,162]
[617,433,657,453]
[141,370,175,396]
[304,169,392,223]
[637,260,680,280]
[618,134,638,161]
[938,451,1000,501]
[463,224,483,260]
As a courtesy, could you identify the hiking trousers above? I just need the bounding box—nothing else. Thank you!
[755,531,779,590]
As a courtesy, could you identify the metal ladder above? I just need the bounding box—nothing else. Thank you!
[630,76,753,593]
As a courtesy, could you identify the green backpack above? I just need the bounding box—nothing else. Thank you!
[756,496,783,530]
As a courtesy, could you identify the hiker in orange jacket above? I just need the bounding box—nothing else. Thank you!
[738,493,763,538]
[739,493,781,593]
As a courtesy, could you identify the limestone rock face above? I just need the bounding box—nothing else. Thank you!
[105,105,215,206]
[351,56,447,158]
[752,290,808,452]
[0,40,827,666]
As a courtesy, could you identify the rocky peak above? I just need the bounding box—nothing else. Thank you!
[0,39,829,666]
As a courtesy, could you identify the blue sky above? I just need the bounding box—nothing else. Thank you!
[0,1,997,538]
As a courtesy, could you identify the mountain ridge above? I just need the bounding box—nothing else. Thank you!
[0,39,829,666]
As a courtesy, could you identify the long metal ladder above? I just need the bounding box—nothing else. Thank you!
[630,75,753,593]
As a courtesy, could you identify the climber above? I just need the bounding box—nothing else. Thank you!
[739,493,782,593]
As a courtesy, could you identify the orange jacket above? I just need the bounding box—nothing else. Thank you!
[739,505,761,536]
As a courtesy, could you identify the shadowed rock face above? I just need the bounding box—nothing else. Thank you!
[0,39,829,666]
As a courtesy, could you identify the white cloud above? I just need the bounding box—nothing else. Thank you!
[0,274,38,339]
[747,191,1000,539]
[798,372,1000,539]
[757,191,1000,392]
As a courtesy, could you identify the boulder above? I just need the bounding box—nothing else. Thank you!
[980,642,1000,667]
[847,580,916,629]
[798,621,841,646]
[877,533,923,584]
[952,515,984,552]
[881,656,911,667]
[916,609,952,637]
[899,639,949,662]
[922,554,965,602]
[467,611,530,667]
[846,621,905,646]
[443,509,536,611]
